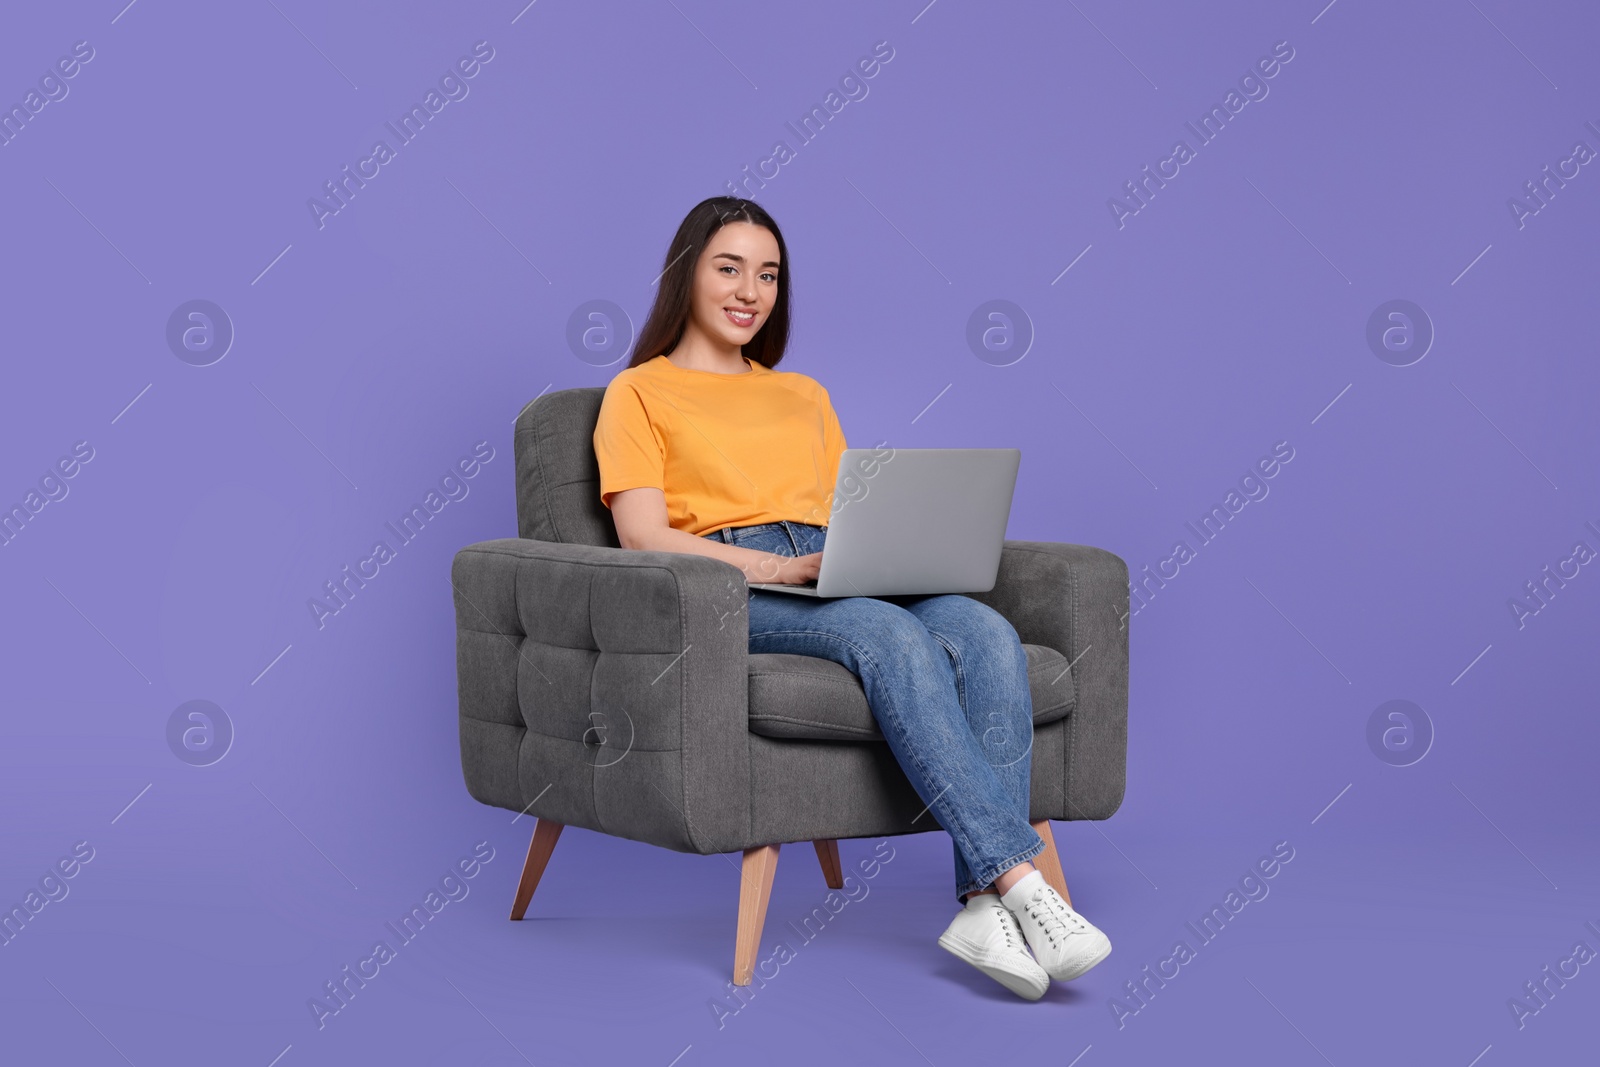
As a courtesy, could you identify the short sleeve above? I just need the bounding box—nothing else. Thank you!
[593,378,665,509]
[819,384,848,482]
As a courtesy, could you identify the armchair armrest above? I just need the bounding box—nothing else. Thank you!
[967,541,1130,821]
[451,538,753,854]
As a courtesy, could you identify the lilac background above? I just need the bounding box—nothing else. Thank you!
[3,0,1597,1063]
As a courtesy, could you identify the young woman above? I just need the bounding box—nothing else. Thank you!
[592,196,1111,1000]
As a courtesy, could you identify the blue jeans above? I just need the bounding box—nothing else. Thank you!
[703,519,1045,903]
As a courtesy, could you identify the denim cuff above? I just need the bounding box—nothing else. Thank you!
[955,833,1046,904]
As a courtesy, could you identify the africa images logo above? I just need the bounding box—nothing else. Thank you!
[307,41,496,230]
[1107,40,1296,229]
[308,442,494,630]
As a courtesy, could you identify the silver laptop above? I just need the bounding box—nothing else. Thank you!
[748,447,1021,598]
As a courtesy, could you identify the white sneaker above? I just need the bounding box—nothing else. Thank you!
[937,893,1050,1000]
[1000,870,1112,981]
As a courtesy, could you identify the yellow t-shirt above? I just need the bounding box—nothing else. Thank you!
[593,353,848,537]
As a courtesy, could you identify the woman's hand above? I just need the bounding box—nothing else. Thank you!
[752,551,822,585]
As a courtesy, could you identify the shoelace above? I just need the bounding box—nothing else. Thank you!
[1024,888,1086,946]
[987,901,1021,947]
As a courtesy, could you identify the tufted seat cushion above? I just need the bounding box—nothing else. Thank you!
[746,643,1075,742]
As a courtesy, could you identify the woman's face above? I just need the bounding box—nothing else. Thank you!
[690,221,781,350]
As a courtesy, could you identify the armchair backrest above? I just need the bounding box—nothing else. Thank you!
[513,387,620,548]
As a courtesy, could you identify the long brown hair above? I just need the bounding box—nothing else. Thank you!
[628,197,792,369]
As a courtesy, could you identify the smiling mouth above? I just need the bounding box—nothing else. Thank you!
[723,307,756,327]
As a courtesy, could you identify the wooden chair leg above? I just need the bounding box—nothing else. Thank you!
[1030,819,1072,908]
[812,839,843,889]
[509,818,564,920]
[734,843,781,985]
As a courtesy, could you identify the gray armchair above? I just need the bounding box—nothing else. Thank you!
[451,388,1129,984]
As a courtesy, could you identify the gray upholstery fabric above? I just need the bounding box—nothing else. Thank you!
[747,643,1074,742]
[514,388,617,547]
[454,538,753,853]
[453,387,1129,855]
